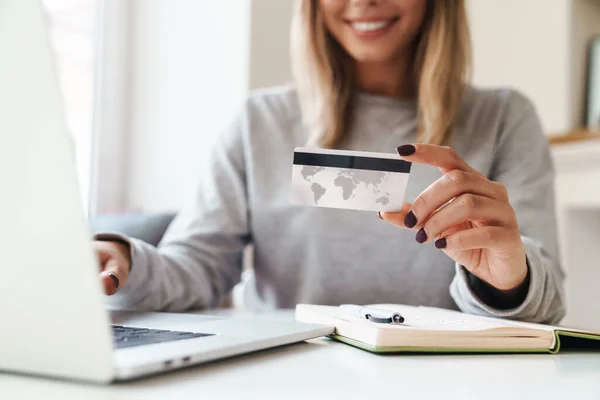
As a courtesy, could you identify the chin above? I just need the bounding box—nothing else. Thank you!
[348,51,398,64]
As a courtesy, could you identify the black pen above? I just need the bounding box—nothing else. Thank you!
[339,304,405,324]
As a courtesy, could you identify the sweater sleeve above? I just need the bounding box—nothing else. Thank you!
[98,106,252,312]
[449,90,566,324]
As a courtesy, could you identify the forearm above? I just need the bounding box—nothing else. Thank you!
[96,233,243,312]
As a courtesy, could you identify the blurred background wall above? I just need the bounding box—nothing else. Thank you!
[96,0,296,213]
[115,0,251,212]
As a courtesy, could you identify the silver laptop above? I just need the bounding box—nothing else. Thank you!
[0,0,332,383]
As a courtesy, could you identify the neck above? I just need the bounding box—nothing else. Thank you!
[354,55,415,99]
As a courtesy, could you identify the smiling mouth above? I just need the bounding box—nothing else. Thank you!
[348,17,399,33]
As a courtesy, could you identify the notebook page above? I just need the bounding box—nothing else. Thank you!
[296,304,554,334]
[295,304,556,349]
[368,304,553,333]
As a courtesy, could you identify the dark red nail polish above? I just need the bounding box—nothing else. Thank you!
[416,228,428,244]
[435,238,447,249]
[404,211,417,228]
[396,144,416,157]
[107,272,119,289]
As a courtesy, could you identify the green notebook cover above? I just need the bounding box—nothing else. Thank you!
[328,330,600,354]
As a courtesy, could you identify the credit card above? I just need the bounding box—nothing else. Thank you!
[290,147,411,212]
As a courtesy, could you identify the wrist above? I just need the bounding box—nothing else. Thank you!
[497,264,529,294]
[466,259,531,310]
[495,258,529,292]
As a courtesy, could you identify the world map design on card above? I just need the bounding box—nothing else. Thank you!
[290,147,411,212]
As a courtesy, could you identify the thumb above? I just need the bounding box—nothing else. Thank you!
[379,202,412,228]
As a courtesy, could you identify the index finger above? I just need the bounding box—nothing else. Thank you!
[396,144,475,174]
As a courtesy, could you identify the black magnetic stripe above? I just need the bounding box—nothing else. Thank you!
[293,152,411,173]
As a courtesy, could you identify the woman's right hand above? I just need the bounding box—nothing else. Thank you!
[93,241,131,295]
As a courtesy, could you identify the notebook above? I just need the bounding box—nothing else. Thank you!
[295,304,600,353]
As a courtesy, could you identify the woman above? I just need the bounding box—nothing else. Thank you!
[95,0,565,323]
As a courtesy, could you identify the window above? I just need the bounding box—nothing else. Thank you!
[42,0,100,215]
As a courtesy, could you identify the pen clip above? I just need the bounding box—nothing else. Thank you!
[364,313,405,324]
[339,304,405,324]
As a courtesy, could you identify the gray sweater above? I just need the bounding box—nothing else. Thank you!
[99,86,565,324]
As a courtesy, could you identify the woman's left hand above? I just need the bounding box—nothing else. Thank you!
[380,144,528,292]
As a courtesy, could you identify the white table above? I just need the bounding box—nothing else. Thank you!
[1,310,600,400]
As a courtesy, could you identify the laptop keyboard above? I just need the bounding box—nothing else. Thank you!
[112,325,214,349]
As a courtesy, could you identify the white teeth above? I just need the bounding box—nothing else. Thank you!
[351,20,391,32]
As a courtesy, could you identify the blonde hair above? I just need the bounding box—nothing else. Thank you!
[291,0,472,148]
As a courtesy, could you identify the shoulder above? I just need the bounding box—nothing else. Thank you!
[243,85,302,122]
[233,85,305,149]
[461,86,552,179]
[453,85,549,177]
[464,85,533,105]
[218,85,301,143]
[462,85,541,130]
[458,85,545,153]
[213,85,304,159]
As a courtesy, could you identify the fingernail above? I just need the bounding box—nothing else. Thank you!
[435,238,447,249]
[404,211,417,228]
[396,144,416,157]
[377,212,383,219]
[416,228,428,244]
[106,272,119,289]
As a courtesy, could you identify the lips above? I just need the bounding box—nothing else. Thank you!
[346,17,399,38]
[350,20,393,32]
